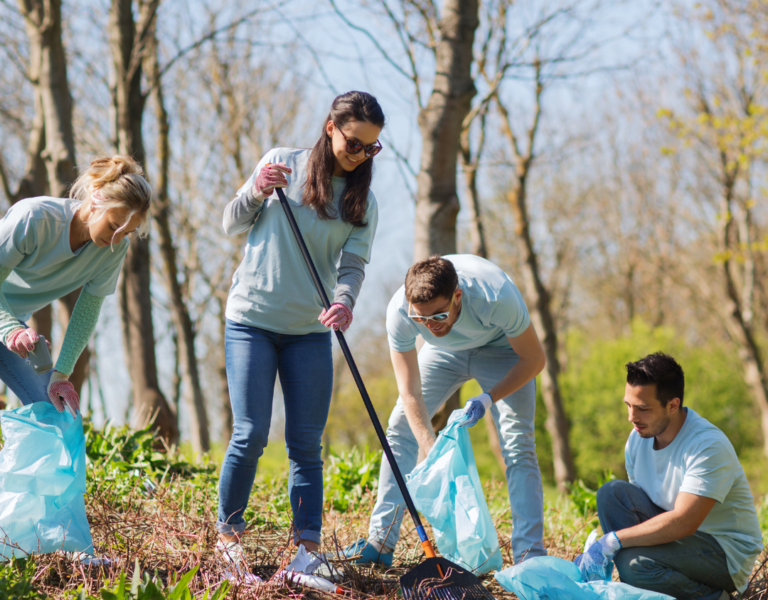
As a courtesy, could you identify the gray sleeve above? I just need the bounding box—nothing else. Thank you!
[0,265,23,344]
[333,251,367,310]
[222,185,268,236]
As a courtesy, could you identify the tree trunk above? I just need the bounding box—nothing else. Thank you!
[507,178,576,490]
[413,0,479,261]
[416,0,479,433]
[18,1,91,381]
[109,0,177,443]
[145,17,210,452]
[460,115,488,258]
[217,296,233,445]
[717,178,768,458]
[32,0,77,198]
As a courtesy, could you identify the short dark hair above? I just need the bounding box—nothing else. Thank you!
[625,352,685,407]
[404,255,458,304]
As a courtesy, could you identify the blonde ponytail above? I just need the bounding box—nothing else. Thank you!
[70,155,152,239]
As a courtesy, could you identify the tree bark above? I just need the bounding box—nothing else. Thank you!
[415,0,479,434]
[17,1,91,381]
[217,296,233,445]
[145,15,210,452]
[413,0,479,261]
[460,113,488,258]
[716,167,768,458]
[507,176,575,490]
[497,70,576,490]
[109,0,177,443]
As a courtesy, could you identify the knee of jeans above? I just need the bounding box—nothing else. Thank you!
[596,479,630,514]
[615,549,660,587]
[286,439,322,467]
[229,424,268,459]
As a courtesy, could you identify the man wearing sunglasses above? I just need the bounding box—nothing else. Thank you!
[346,254,548,567]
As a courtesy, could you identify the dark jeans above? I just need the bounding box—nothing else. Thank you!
[217,320,333,544]
[597,480,735,600]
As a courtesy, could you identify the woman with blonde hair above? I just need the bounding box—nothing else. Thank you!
[0,155,151,412]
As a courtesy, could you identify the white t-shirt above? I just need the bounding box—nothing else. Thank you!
[386,254,530,353]
[625,408,763,592]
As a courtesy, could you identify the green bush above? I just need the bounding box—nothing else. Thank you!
[0,558,46,600]
[323,446,382,511]
[758,495,768,545]
[568,472,616,520]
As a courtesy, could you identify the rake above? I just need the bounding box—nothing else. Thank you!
[276,187,495,600]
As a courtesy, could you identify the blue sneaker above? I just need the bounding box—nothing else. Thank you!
[344,538,393,567]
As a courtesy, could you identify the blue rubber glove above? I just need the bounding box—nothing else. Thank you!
[459,393,493,428]
[574,532,622,582]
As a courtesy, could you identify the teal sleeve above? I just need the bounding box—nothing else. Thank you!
[0,265,24,344]
[54,290,105,376]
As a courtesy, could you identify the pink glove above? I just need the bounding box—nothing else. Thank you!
[47,371,80,416]
[319,303,353,332]
[5,327,39,359]
[252,162,291,198]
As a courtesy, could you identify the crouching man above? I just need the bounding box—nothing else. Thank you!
[346,254,548,566]
[575,353,763,600]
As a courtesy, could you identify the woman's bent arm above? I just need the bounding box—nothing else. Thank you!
[333,251,366,310]
[54,290,105,376]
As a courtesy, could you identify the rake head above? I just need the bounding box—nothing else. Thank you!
[399,557,496,600]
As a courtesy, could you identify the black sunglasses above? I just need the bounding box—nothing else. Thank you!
[335,123,383,158]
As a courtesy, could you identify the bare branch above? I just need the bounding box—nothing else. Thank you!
[327,0,418,88]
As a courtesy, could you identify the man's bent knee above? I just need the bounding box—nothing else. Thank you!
[614,549,660,589]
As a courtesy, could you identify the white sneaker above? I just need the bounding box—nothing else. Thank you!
[215,540,262,585]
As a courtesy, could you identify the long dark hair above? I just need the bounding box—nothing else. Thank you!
[303,91,385,227]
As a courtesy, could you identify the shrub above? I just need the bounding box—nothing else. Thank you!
[324,446,382,511]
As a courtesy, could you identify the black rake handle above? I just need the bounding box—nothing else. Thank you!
[275,187,426,534]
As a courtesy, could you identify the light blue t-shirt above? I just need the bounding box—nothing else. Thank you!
[225,148,378,335]
[625,408,763,593]
[386,254,531,353]
[0,197,129,321]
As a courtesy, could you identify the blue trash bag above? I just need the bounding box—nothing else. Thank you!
[495,556,675,600]
[406,409,502,574]
[0,402,93,559]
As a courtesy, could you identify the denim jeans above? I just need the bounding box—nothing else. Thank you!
[0,334,53,406]
[368,343,546,564]
[217,320,333,545]
[597,480,736,600]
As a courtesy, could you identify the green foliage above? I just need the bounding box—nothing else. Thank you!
[84,422,217,501]
[324,446,382,511]
[758,495,768,545]
[85,422,216,480]
[568,472,615,520]
[0,558,46,600]
[72,562,227,600]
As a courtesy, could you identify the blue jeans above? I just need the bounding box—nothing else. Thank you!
[368,343,546,563]
[0,334,53,406]
[217,320,332,545]
[597,480,736,600]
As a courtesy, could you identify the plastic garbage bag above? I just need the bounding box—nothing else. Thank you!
[0,402,93,559]
[406,409,502,574]
[495,556,674,600]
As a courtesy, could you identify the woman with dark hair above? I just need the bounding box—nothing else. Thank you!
[217,91,385,573]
